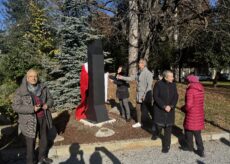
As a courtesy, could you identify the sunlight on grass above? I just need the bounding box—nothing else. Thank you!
[108,81,230,132]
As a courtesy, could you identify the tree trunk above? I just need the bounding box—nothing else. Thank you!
[213,71,221,88]
[128,0,139,76]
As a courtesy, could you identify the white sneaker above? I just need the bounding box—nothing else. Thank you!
[132,122,142,128]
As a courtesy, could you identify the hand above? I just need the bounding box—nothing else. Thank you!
[34,105,40,112]
[95,147,105,151]
[116,75,121,79]
[165,105,171,112]
[42,104,48,110]
[141,96,144,101]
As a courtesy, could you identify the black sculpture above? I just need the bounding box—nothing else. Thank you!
[85,39,109,123]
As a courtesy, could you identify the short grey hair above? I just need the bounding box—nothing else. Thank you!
[26,69,38,77]
[162,70,173,78]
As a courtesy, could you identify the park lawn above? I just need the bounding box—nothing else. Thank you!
[108,81,230,133]
[175,83,230,132]
[201,81,230,88]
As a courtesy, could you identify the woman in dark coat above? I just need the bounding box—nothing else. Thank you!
[153,70,178,153]
[111,66,131,121]
[181,75,205,157]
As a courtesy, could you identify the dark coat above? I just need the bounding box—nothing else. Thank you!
[113,73,129,99]
[153,79,178,126]
[183,77,205,131]
[12,77,54,138]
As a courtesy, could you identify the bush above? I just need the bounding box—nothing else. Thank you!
[0,81,18,124]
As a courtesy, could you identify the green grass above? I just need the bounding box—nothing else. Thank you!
[176,83,230,132]
[201,81,230,87]
[109,81,230,132]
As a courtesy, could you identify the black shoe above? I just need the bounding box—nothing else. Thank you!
[162,148,169,153]
[197,150,205,158]
[151,134,158,140]
[126,118,131,122]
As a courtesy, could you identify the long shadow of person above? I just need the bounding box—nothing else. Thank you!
[90,147,121,164]
[46,110,71,155]
[108,99,119,109]
[35,111,70,161]
[205,119,230,133]
[89,149,102,164]
[141,90,154,133]
[220,137,230,147]
[53,110,71,135]
[196,160,205,164]
[59,143,85,164]
[108,99,122,116]
[172,125,187,148]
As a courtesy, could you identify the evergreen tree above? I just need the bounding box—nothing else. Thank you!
[0,0,41,81]
[0,0,56,81]
[47,0,99,110]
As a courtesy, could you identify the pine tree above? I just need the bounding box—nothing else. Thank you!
[24,0,55,56]
[47,1,99,110]
[0,0,56,81]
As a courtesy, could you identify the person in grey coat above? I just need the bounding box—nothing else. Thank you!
[117,58,153,128]
[12,69,54,164]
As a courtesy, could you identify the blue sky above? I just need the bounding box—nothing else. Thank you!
[0,0,7,30]
[0,0,218,30]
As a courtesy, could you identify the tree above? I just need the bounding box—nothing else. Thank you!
[46,0,99,110]
[128,0,139,75]
[24,0,56,57]
[0,0,57,82]
[0,0,41,81]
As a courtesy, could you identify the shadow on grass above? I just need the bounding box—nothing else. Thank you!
[205,119,230,133]
[108,99,136,121]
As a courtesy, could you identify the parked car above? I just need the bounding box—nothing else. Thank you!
[219,73,230,81]
[197,74,212,81]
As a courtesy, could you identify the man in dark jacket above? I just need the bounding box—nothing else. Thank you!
[12,69,54,164]
[153,70,178,153]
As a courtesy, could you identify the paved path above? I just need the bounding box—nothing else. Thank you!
[8,139,230,164]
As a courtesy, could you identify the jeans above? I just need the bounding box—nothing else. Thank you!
[119,98,131,119]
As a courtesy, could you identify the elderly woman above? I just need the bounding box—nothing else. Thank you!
[153,70,178,153]
[181,75,205,157]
